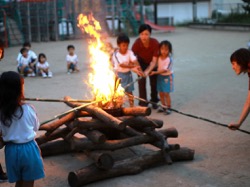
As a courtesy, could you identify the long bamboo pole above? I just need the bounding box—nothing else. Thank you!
[24,98,93,103]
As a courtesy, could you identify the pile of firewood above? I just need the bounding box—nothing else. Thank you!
[37,96,195,187]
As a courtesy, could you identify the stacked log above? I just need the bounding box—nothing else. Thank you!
[37,96,195,187]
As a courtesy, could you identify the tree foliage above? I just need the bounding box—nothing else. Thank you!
[242,0,250,14]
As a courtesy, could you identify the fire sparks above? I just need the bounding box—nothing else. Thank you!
[77,13,124,108]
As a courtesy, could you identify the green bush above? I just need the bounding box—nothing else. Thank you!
[217,13,250,24]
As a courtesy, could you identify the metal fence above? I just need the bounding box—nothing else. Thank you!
[0,0,109,47]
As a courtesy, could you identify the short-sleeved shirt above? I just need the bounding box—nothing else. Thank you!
[17,56,30,67]
[112,50,137,73]
[157,56,173,76]
[0,104,39,144]
[16,50,37,63]
[37,61,49,69]
[66,54,78,64]
[132,38,159,65]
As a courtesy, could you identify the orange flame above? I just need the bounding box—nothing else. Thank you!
[77,13,124,108]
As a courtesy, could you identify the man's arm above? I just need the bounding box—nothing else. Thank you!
[229,91,250,129]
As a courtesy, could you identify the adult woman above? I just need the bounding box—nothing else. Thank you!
[132,24,159,108]
[228,48,250,130]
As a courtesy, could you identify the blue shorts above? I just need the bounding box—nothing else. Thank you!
[157,74,174,93]
[69,63,75,70]
[117,71,134,92]
[4,140,45,183]
[17,66,30,75]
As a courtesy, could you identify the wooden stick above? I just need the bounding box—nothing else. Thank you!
[40,101,98,126]
[36,127,71,145]
[24,97,93,103]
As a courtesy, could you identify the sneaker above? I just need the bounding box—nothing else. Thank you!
[157,107,165,113]
[42,72,47,78]
[164,109,172,115]
[31,72,36,77]
[152,103,158,109]
[48,72,53,78]
[0,172,8,182]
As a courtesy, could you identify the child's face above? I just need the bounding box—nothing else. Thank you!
[40,56,46,63]
[22,51,28,58]
[160,45,169,57]
[231,61,242,75]
[119,42,129,54]
[68,48,75,55]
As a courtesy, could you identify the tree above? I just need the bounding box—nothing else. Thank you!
[242,0,250,14]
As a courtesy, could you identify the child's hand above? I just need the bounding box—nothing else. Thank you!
[228,123,241,130]
[149,71,156,76]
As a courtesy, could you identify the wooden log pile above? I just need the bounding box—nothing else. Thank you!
[37,96,195,187]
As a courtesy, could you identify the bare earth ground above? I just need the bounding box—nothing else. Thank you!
[0,27,250,187]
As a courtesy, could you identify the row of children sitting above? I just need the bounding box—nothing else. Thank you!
[16,42,80,78]
[17,42,52,78]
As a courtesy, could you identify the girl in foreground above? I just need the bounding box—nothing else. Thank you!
[0,71,45,187]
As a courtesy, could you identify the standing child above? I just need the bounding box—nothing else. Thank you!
[66,45,79,74]
[37,53,53,78]
[0,71,45,187]
[112,33,144,107]
[16,42,37,74]
[150,40,174,115]
[17,48,35,77]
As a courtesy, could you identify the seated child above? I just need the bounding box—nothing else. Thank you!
[37,53,53,78]
[16,42,37,74]
[66,45,79,74]
[17,48,35,77]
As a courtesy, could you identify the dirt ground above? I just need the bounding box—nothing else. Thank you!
[0,27,250,187]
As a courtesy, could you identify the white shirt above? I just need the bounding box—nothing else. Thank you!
[112,50,137,73]
[66,54,78,64]
[0,104,40,144]
[157,56,173,76]
[16,50,37,63]
[37,61,49,69]
[17,56,30,67]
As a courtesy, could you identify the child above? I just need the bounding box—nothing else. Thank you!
[16,42,37,74]
[66,45,79,74]
[112,33,144,107]
[228,48,250,130]
[150,40,174,115]
[37,53,53,78]
[0,71,45,187]
[17,48,35,77]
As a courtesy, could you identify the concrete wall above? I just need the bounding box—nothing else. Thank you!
[157,2,210,24]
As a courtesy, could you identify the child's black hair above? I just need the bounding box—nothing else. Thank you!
[20,47,28,54]
[23,41,31,48]
[159,40,172,54]
[38,53,46,62]
[0,71,24,127]
[138,24,152,34]
[230,48,250,73]
[67,45,75,50]
[117,33,130,45]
